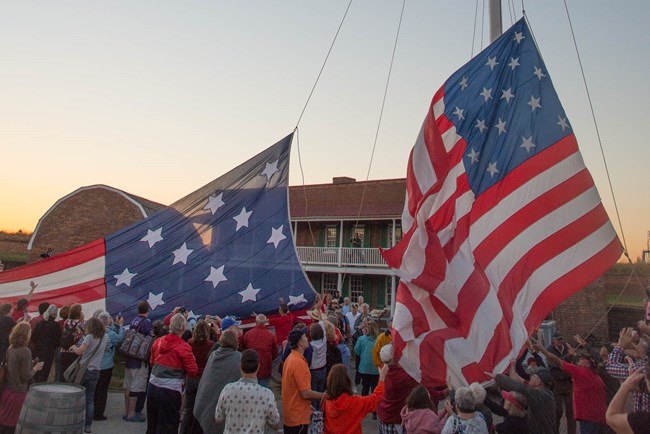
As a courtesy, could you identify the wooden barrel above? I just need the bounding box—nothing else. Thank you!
[15,383,85,434]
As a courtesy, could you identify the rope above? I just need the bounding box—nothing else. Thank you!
[471,0,479,57]
[293,128,318,248]
[561,0,630,261]
[340,0,406,279]
[294,0,354,129]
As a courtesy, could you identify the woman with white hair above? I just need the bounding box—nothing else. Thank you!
[31,304,62,383]
[147,313,198,434]
[441,386,489,434]
[93,311,124,421]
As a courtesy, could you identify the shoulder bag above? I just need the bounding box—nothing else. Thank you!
[63,337,102,384]
[119,318,154,361]
[308,395,327,434]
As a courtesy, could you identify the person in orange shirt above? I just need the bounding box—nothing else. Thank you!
[324,362,388,434]
[282,329,324,434]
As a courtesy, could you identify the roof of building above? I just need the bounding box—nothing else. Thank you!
[289,178,406,220]
[28,185,165,250]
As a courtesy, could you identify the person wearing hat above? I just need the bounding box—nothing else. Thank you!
[483,389,528,434]
[533,342,608,434]
[281,328,324,434]
[242,314,278,388]
[485,362,556,434]
[546,331,576,434]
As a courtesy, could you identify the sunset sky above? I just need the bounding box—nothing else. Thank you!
[1,1,648,260]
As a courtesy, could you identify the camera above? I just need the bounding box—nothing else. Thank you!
[178,307,188,314]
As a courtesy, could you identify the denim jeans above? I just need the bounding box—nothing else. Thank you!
[310,366,327,410]
[81,369,100,429]
[146,383,182,434]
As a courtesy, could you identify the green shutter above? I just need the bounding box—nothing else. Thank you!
[363,277,372,304]
[376,277,386,307]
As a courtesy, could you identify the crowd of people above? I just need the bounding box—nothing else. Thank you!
[0,289,648,434]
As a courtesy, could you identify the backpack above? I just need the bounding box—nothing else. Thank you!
[60,321,77,349]
[325,341,342,371]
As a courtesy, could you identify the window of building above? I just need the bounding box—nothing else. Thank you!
[322,273,338,293]
[326,226,337,247]
[350,275,364,303]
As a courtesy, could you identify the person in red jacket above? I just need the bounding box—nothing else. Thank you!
[324,363,388,434]
[534,342,608,434]
[243,314,278,388]
[269,302,294,350]
[377,344,448,433]
[147,313,198,434]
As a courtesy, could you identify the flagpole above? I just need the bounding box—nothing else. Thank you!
[489,0,502,42]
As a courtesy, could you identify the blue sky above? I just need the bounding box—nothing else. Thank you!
[1,1,648,259]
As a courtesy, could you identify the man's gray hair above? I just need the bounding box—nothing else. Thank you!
[170,313,187,334]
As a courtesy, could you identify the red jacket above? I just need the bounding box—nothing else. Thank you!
[149,333,198,392]
[325,381,385,434]
[377,364,446,425]
[269,313,293,345]
[243,325,278,379]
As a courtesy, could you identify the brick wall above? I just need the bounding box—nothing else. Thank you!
[29,188,147,263]
[549,270,647,343]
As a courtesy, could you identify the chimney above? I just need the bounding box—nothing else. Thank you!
[332,176,356,184]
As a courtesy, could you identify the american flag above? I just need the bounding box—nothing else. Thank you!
[0,134,316,323]
[381,18,622,387]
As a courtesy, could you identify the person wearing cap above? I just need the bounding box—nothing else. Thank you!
[242,314,278,388]
[215,349,280,433]
[546,331,576,434]
[281,329,324,434]
[534,342,608,434]
[485,362,556,434]
[483,389,528,434]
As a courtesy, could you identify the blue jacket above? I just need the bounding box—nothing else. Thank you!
[354,335,378,375]
[101,324,125,370]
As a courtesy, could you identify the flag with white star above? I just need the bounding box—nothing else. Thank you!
[382,18,622,387]
[0,134,317,323]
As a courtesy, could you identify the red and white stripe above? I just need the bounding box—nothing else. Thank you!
[385,89,621,387]
[0,239,107,315]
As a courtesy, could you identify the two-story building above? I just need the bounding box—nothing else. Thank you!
[289,176,405,309]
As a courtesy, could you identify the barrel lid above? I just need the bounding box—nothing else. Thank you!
[31,383,85,393]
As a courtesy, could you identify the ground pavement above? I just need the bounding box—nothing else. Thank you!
[91,381,380,433]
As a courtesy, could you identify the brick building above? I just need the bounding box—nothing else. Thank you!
[290,177,405,308]
[28,185,164,263]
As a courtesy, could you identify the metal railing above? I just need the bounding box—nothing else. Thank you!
[296,247,388,267]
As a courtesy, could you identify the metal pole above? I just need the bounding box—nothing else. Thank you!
[489,0,502,42]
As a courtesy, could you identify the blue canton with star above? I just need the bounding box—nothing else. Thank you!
[103,134,316,322]
[443,18,571,196]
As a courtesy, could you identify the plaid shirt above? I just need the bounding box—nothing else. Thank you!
[376,420,403,434]
[605,346,649,411]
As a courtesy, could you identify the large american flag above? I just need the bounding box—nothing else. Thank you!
[0,134,316,323]
[381,18,622,387]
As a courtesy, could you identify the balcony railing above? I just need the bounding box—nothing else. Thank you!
[296,247,388,267]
